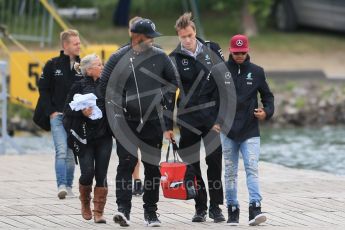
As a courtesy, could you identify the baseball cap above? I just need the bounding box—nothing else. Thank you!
[229,34,249,52]
[130,18,162,38]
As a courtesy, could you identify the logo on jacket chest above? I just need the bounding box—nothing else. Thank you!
[205,54,212,65]
[54,69,63,77]
[246,72,253,85]
[224,72,232,85]
[182,59,189,66]
[182,58,190,71]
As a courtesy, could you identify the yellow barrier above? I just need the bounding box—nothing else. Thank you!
[9,44,119,110]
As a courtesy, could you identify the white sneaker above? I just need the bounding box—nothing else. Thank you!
[66,187,76,198]
[249,213,267,226]
[144,211,161,227]
[58,185,67,199]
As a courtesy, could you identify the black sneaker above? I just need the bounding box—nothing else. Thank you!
[132,179,143,196]
[227,205,240,226]
[144,211,161,227]
[113,207,131,227]
[248,202,267,226]
[192,210,207,222]
[209,205,225,223]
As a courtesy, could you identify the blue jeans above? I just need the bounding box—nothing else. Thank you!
[50,114,75,188]
[220,134,262,207]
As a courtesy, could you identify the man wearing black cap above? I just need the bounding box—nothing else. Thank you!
[98,18,177,227]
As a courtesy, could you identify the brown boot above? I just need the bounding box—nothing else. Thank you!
[79,183,92,220]
[93,187,108,224]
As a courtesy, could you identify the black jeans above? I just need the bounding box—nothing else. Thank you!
[78,135,113,187]
[115,119,162,212]
[179,125,223,212]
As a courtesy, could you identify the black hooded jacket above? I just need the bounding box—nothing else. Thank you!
[225,54,274,141]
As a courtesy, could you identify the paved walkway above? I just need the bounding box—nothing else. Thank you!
[1,153,345,229]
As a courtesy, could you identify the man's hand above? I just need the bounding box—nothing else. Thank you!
[254,108,267,121]
[82,107,93,117]
[50,112,59,119]
[164,130,175,142]
[212,124,221,133]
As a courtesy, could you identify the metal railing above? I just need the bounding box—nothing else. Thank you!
[0,0,54,47]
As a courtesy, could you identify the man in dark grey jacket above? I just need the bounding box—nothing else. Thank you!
[98,18,177,227]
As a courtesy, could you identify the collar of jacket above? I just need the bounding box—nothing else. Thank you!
[228,54,251,69]
[129,45,155,56]
[180,39,203,58]
[171,36,207,57]
[59,50,81,63]
[83,75,100,83]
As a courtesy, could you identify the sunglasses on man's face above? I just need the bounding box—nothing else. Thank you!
[232,52,247,56]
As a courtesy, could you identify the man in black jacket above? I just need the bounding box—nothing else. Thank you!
[220,34,274,226]
[98,18,177,227]
[169,12,225,223]
[38,29,82,199]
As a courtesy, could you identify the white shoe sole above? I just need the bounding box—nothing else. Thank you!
[113,212,130,227]
[249,214,267,226]
[145,220,161,227]
[66,192,77,198]
[227,222,239,226]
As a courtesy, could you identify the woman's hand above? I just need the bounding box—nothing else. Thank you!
[82,107,93,117]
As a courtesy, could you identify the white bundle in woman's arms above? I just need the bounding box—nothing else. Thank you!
[69,93,102,120]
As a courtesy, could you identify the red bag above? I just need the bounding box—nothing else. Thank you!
[160,141,197,200]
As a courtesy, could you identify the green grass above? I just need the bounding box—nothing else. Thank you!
[295,97,306,109]
[8,103,33,119]
[70,19,345,57]
[321,87,334,98]
[212,29,345,54]
[249,29,345,53]
[3,4,345,55]
[283,82,297,92]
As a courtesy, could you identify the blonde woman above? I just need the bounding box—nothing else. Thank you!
[64,54,113,223]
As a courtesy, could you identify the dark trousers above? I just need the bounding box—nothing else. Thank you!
[179,125,223,212]
[115,119,162,212]
[78,135,113,187]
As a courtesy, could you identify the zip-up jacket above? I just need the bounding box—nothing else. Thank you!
[225,55,274,142]
[169,38,224,129]
[38,51,82,116]
[63,77,112,141]
[98,45,177,130]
